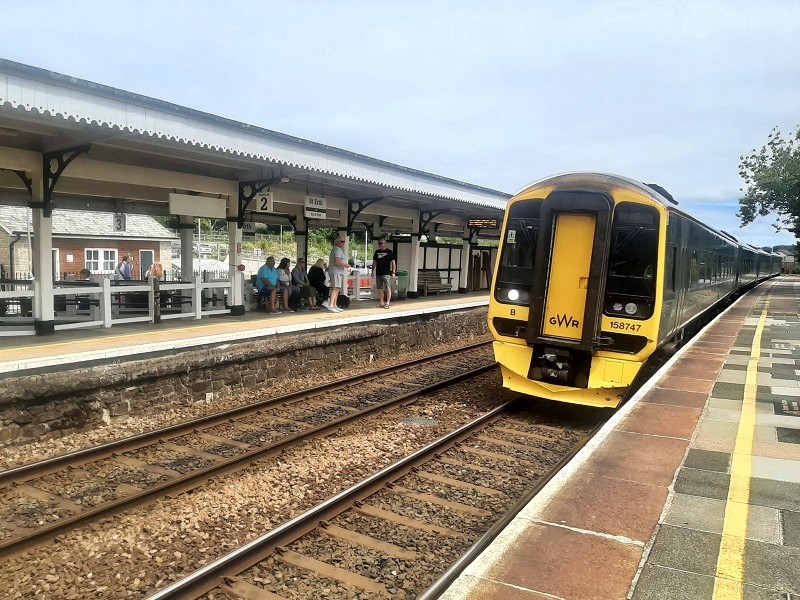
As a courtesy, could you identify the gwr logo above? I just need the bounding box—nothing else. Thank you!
[549,313,580,328]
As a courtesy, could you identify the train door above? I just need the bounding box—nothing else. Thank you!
[527,191,612,352]
[674,223,691,338]
[663,214,683,336]
[140,250,154,281]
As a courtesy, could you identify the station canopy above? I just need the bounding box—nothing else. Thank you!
[0,59,509,237]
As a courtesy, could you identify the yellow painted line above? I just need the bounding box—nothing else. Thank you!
[712,304,768,599]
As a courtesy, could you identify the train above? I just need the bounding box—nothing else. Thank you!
[488,172,781,408]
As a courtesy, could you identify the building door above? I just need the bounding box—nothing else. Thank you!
[52,248,61,280]
[140,250,154,280]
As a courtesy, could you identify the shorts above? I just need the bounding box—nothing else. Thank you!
[378,275,391,291]
[329,272,345,289]
[259,285,277,297]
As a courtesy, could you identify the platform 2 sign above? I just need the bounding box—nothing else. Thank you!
[304,195,327,219]
[252,192,274,213]
[467,217,499,229]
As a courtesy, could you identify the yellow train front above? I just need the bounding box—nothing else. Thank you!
[489,173,668,408]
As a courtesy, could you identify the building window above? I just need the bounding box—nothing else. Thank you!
[85,248,117,273]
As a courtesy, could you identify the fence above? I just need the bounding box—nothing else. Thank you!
[0,273,232,336]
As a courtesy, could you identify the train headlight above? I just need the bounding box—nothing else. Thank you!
[613,302,623,312]
[624,302,638,315]
[501,287,530,304]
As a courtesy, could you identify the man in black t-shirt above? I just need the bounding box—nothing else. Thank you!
[371,238,396,309]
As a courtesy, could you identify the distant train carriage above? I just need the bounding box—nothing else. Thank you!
[489,173,780,408]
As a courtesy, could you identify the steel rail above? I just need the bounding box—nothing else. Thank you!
[0,339,491,485]
[0,360,497,559]
[416,415,606,600]
[146,402,515,600]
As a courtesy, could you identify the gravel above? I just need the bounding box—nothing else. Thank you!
[1,369,510,598]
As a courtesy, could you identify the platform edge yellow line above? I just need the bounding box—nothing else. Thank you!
[712,305,768,599]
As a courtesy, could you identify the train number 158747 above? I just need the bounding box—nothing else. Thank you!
[609,321,641,332]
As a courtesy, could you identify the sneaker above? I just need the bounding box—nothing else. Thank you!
[333,307,343,312]
[321,300,329,308]
[327,306,338,313]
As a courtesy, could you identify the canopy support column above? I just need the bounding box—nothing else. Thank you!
[295,214,308,264]
[227,196,245,315]
[407,214,421,299]
[178,216,194,281]
[459,226,475,293]
[30,173,54,334]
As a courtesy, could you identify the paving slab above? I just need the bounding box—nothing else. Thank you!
[472,521,643,600]
[684,449,730,472]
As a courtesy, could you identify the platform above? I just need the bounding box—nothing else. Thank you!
[441,276,800,600]
[0,292,489,377]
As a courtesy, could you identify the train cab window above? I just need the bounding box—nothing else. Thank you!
[495,200,541,305]
[603,203,659,320]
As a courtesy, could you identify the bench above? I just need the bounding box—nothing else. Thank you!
[417,271,453,296]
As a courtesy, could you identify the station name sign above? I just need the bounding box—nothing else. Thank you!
[242,221,258,237]
[467,217,499,229]
[304,195,327,219]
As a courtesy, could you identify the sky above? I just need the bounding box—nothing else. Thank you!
[1,0,798,247]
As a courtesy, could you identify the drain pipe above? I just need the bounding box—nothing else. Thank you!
[9,232,21,279]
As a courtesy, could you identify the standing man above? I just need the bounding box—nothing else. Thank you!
[255,256,281,313]
[371,238,396,309]
[117,255,133,280]
[323,237,348,313]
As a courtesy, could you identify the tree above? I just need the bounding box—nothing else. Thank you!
[737,126,800,237]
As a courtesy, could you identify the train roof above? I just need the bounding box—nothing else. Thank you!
[515,172,770,253]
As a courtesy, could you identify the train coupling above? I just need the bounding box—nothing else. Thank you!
[529,346,590,388]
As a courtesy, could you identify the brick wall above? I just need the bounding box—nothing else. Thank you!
[55,239,165,279]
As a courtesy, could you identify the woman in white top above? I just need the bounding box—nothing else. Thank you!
[278,258,301,311]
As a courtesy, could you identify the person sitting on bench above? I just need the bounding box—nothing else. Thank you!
[256,256,281,313]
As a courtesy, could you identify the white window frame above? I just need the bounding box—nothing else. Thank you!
[85,248,118,274]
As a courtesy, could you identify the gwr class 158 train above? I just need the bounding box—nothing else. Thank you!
[488,172,781,408]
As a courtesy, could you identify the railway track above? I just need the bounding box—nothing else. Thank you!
[0,341,494,559]
[147,401,599,600]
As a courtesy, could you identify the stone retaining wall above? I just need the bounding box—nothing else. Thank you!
[0,308,489,446]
